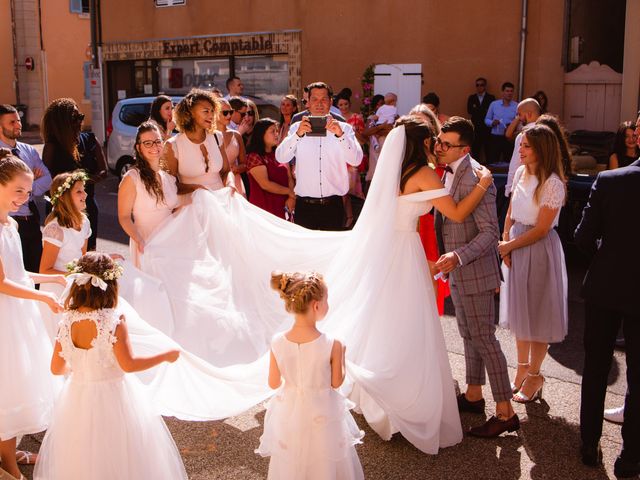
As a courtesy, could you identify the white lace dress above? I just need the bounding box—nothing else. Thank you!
[256,333,364,480]
[499,166,569,343]
[33,308,188,480]
[39,216,91,340]
[0,219,59,440]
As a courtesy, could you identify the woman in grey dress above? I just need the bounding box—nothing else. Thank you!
[498,123,568,403]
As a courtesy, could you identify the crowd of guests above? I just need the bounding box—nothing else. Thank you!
[0,72,638,479]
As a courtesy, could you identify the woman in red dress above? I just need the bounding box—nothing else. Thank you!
[246,118,295,219]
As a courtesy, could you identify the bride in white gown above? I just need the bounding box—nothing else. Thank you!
[119,116,493,453]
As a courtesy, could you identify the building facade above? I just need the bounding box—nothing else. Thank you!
[2,0,92,127]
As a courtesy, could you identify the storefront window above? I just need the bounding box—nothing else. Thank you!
[234,55,288,106]
[159,58,230,95]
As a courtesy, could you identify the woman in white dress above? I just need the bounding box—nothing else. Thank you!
[33,252,187,480]
[216,97,248,196]
[163,88,233,192]
[124,116,495,453]
[39,170,92,339]
[118,122,181,268]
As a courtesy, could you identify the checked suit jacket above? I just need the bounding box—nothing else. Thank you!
[435,155,501,296]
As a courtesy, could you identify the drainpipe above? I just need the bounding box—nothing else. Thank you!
[517,0,528,100]
[9,0,20,104]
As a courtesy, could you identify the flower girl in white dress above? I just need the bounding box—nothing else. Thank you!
[0,150,65,480]
[33,252,188,480]
[38,170,92,339]
[256,271,364,480]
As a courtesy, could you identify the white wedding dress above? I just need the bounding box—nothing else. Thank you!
[118,125,463,453]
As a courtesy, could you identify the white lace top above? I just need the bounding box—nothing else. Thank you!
[57,308,124,383]
[510,166,565,227]
[42,217,91,271]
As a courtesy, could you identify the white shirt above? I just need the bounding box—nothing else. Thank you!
[443,154,467,193]
[477,93,485,104]
[505,132,524,197]
[510,166,565,227]
[276,121,363,197]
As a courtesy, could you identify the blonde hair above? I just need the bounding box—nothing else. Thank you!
[0,148,32,185]
[270,271,327,314]
[522,123,566,204]
[45,171,86,229]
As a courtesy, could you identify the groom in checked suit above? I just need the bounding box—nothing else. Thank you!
[574,157,640,477]
[434,117,519,437]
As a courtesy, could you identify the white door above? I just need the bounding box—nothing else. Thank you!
[374,64,422,116]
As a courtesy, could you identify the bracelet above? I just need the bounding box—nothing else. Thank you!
[476,183,488,192]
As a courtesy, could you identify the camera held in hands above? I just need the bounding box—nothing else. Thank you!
[307,115,328,137]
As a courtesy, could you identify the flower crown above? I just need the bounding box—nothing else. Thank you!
[66,259,124,283]
[48,171,90,206]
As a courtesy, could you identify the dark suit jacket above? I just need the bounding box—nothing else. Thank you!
[467,93,495,129]
[574,158,640,316]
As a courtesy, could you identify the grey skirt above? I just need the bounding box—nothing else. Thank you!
[499,222,568,343]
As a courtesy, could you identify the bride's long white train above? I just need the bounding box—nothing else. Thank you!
[118,126,463,454]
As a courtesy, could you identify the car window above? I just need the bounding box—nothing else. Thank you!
[119,103,152,127]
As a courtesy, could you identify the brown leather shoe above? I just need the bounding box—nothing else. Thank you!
[468,414,520,437]
[457,393,486,414]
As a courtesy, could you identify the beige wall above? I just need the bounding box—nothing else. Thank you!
[41,0,92,125]
[0,0,16,105]
[100,0,566,120]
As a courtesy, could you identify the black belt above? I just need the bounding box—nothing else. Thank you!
[296,195,340,205]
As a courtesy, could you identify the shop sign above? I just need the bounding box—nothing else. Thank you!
[162,36,274,57]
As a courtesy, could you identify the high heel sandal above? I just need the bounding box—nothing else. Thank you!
[513,372,544,403]
[511,362,530,394]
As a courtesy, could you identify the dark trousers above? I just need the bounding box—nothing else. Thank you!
[295,196,344,231]
[85,196,99,251]
[580,301,639,461]
[13,215,43,273]
[486,134,513,164]
[471,126,491,164]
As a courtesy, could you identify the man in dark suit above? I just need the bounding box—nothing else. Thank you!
[466,77,495,163]
[574,158,640,478]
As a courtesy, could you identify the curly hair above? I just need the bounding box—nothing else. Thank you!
[0,148,32,185]
[133,122,166,205]
[270,271,327,314]
[173,89,219,133]
[64,252,119,310]
[41,98,82,163]
[45,171,87,229]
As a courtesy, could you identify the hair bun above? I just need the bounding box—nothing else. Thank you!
[0,148,12,161]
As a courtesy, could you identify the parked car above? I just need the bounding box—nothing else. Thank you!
[107,95,281,179]
[106,96,182,179]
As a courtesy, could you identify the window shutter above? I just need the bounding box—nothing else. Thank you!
[70,0,83,13]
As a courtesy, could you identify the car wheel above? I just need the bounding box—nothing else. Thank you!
[115,157,133,180]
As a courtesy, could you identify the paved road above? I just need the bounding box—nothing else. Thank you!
[19,167,629,479]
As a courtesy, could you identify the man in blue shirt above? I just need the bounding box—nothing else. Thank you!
[0,104,52,272]
[484,82,517,164]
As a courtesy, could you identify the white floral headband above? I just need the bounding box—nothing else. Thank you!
[66,259,123,287]
[46,171,90,206]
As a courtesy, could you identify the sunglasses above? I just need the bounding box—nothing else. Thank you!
[221,110,233,116]
[476,83,486,87]
[234,111,247,118]
[247,110,255,117]
[139,139,163,148]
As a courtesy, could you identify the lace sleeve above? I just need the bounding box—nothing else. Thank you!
[42,222,64,247]
[540,175,566,209]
